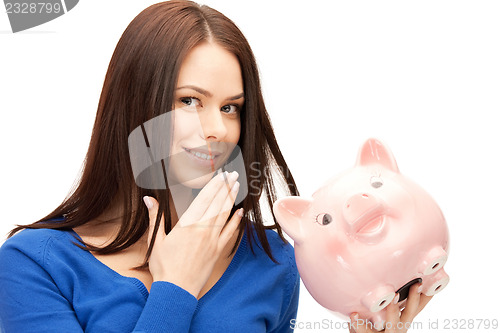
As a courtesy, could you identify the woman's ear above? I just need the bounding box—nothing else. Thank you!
[273,197,312,245]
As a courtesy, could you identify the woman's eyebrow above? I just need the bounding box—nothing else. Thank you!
[177,85,212,97]
[176,85,244,100]
[228,92,244,101]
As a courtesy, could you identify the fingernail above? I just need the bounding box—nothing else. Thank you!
[228,171,239,182]
[143,196,153,209]
[219,171,228,181]
[231,181,240,193]
[353,313,359,321]
[417,284,423,294]
[393,293,400,304]
[237,208,244,217]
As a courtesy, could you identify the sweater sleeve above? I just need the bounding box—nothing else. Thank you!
[269,262,300,333]
[271,277,299,332]
[267,236,301,333]
[0,234,198,333]
[132,281,198,332]
[0,237,85,333]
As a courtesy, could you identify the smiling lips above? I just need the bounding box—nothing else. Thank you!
[184,147,221,160]
[183,146,226,171]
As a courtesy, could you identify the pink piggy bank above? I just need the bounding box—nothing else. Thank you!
[273,138,449,330]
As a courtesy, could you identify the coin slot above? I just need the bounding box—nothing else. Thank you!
[396,278,422,302]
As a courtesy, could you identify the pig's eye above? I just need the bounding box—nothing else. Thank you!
[370,176,383,189]
[316,213,333,226]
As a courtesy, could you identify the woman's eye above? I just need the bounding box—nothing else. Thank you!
[180,97,200,108]
[315,213,333,226]
[221,104,239,114]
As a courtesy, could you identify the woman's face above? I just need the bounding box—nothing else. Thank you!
[168,42,244,189]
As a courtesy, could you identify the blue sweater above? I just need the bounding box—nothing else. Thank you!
[0,222,299,332]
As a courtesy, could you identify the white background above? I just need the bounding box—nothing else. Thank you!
[1,1,499,332]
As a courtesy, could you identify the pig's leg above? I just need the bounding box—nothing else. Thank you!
[361,285,395,313]
[422,269,449,296]
[419,246,448,276]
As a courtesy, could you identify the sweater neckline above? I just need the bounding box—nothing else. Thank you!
[198,226,248,303]
[67,225,249,301]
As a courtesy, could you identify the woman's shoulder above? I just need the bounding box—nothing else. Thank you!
[247,222,297,268]
[264,227,295,255]
[243,223,300,314]
[0,227,76,263]
[2,227,71,246]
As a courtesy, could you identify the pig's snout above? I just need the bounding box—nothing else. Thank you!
[343,193,379,225]
[343,193,387,237]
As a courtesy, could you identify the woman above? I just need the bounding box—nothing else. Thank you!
[0,1,431,332]
[0,1,300,332]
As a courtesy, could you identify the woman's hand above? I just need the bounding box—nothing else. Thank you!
[143,171,243,298]
[349,283,433,333]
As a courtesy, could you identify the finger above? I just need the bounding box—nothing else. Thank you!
[416,294,433,316]
[349,313,370,333]
[200,172,239,225]
[400,284,421,323]
[143,196,165,245]
[384,293,400,333]
[210,180,240,231]
[180,171,230,223]
[217,208,243,253]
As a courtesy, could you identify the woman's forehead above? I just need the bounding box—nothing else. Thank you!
[176,42,244,98]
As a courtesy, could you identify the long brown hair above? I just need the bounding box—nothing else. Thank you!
[8,0,299,265]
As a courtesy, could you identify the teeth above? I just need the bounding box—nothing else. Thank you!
[186,149,215,160]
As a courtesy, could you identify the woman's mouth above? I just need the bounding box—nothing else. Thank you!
[184,147,217,161]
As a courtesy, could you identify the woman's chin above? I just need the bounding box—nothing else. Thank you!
[176,173,214,190]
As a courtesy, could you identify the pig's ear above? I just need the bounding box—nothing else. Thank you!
[356,138,399,173]
[273,197,312,245]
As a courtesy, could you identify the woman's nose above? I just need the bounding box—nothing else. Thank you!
[199,108,227,140]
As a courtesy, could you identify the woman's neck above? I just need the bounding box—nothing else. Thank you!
[168,183,196,221]
[74,186,195,250]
